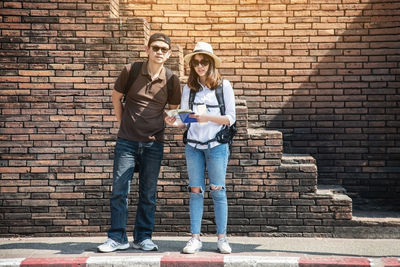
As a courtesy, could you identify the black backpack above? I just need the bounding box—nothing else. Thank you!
[121,61,174,105]
[183,81,237,152]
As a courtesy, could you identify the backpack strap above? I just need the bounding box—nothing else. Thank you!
[188,89,196,110]
[214,81,225,115]
[184,90,196,134]
[125,62,143,95]
[165,67,174,99]
[121,61,142,104]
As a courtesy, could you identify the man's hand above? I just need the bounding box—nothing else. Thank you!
[164,115,177,126]
[165,104,185,128]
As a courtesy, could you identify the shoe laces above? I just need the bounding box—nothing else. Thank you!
[105,238,119,247]
[140,239,153,246]
[136,238,158,250]
[187,237,200,245]
[218,237,230,249]
[218,237,228,243]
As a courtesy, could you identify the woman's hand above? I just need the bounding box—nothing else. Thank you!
[189,113,230,125]
[189,113,207,123]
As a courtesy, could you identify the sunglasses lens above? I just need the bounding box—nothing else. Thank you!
[151,46,169,53]
[192,59,210,67]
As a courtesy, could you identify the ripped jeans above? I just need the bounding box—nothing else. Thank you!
[185,143,229,235]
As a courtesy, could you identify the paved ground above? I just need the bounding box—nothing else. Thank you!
[0,236,399,266]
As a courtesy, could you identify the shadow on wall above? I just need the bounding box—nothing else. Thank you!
[265,1,400,208]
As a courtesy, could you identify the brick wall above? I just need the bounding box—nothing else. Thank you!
[0,1,152,235]
[0,0,399,238]
[120,0,400,205]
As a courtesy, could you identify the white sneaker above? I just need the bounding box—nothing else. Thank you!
[132,239,158,251]
[217,237,232,254]
[183,237,202,254]
[97,238,130,253]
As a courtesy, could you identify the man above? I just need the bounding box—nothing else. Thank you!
[98,33,181,253]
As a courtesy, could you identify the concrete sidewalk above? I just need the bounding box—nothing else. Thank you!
[0,236,399,266]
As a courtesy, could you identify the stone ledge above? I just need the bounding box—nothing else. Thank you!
[282,154,316,165]
[334,226,400,238]
[317,185,348,195]
[247,128,282,139]
[352,210,400,224]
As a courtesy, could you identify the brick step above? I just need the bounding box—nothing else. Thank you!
[334,209,400,238]
[269,155,319,193]
[235,128,283,161]
[282,154,316,165]
[317,184,348,195]
[310,185,353,219]
[305,185,400,238]
[247,128,282,140]
[352,210,400,224]
[314,185,352,205]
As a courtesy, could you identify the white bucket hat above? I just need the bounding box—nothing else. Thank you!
[184,41,222,68]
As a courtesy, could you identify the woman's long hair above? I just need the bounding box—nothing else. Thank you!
[187,54,222,92]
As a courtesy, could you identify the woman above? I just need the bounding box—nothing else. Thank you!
[181,42,236,254]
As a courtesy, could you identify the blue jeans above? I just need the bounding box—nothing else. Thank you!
[107,138,163,244]
[185,143,229,235]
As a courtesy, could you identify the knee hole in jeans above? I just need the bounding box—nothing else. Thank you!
[210,185,226,201]
[210,185,225,191]
[188,186,203,193]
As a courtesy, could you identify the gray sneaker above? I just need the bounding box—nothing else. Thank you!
[132,239,158,251]
[97,238,130,253]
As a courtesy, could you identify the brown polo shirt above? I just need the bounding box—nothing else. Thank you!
[114,61,181,142]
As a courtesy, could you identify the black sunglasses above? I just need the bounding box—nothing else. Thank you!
[151,45,170,53]
[191,59,210,67]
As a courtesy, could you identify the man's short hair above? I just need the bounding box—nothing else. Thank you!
[148,33,171,49]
